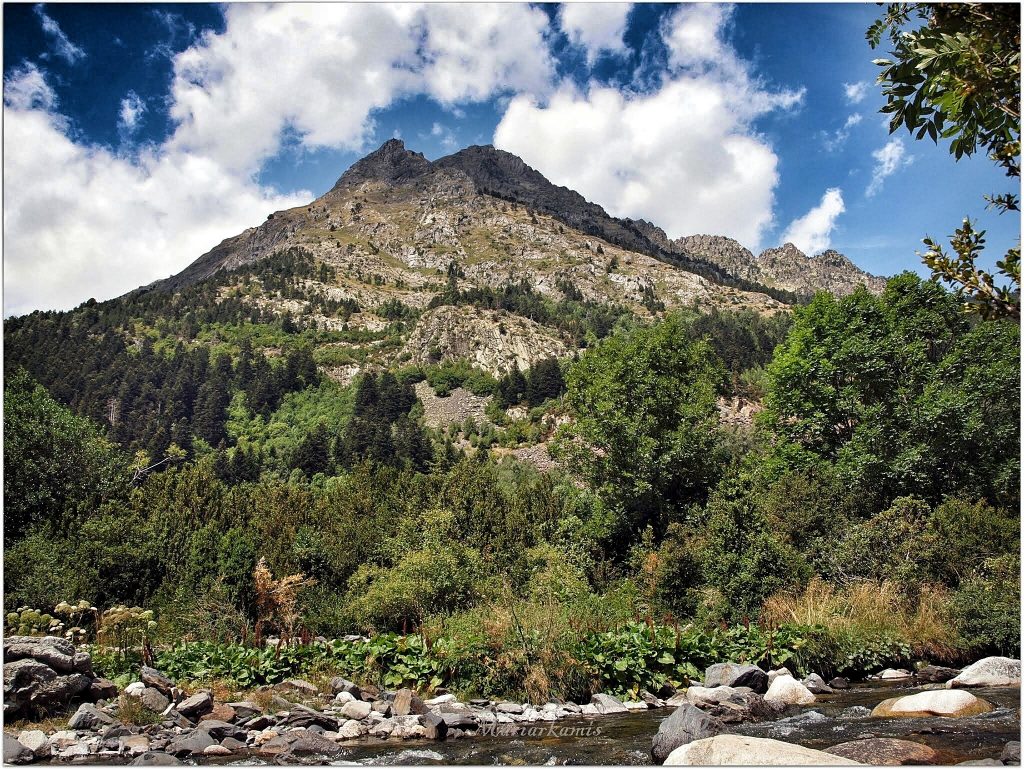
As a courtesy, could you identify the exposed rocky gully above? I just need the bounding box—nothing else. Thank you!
[3,636,1020,766]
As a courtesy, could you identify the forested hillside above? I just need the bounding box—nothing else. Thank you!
[5,266,1019,698]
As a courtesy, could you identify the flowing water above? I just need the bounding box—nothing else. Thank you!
[212,681,1020,766]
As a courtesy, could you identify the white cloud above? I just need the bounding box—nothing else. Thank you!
[5,4,557,315]
[822,112,862,151]
[866,137,911,196]
[118,91,146,136]
[844,80,869,104]
[3,68,310,317]
[3,63,58,113]
[429,121,458,150]
[781,188,845,254]
[494,4,804,249]
[34,5,86,64]
[560,3,631,64]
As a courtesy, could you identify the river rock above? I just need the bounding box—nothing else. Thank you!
[1002,741,1021,765]
[277,678,319,696]
[392,688,426,716]
[948,657,1021,688]
[337,719,366,739]
[496,702,523,714]
[165,729,216,756]
[284,729,345,756]
[829,677,850,690]
[422,712,448,740]
[329,677,360,697]
[664,734,860,765]
[341,699,372,720]
[651,704,722,763]
[200,702,237,723]
[426,693,456,706]
[590,693,629,714]
[440,712,478,730]
[4,636,86,674]
[872,690,996,718]
[765,675,816,706]
[89,677,119,701]
[139,686,170,713]
[704,663,769,693]
[175,691,212,719]
[802,673,834,694]
[140,667,174,696]
[4,734,32,764]
[767,667,793,686]
[194,719,246,741]
[826,737,940,765]
[958,760,1003,766]
[283,704,339,730]
[68,702,115,729]
[684,686,780,723]
[17,730,49,759]
[916,665,960,683]
[130,751,183,765]
[879,668,913,679]
[119,735,152,757]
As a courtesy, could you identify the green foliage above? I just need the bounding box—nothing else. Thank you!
[556,312,726,544]
[950,553,1021,657]
[3,370,126,539]
[763,275,1019,508]
[868,3,1020,320]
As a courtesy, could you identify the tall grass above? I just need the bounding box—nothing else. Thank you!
[761,577,963,663]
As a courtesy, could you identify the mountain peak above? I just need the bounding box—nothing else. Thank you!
[332,138,431,189]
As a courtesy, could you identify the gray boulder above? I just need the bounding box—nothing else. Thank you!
[16,729,49,758]
[140,667,174,696]
[68,702,115,730]
[590,693,629,714]
[1002,741,1021,765]
[175,691,212,719]
[4,657,91,718]
[139,687,170,713]
[165,729,216,756]
[915,665,960,683]
[4,636,81,674]
[802,673,834,694]
[282,704,339,731]
[330,677,361,698]
[283,729,345,756]
[422,712,448,740]
[704,663,768,694]
[194,719,246,742]
[131,751,185,765]
[651,704,722,764]
[948,657,1021,688]
[828,677,850,690]
[3,734,32,765]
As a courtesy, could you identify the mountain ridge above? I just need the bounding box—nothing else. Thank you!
[154,139,884,301]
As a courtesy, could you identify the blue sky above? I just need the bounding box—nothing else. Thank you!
[3,3,1019,316]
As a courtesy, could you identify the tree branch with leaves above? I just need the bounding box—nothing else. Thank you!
[868,3,1020,321]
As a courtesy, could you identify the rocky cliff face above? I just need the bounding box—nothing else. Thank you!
[676,236,885,298]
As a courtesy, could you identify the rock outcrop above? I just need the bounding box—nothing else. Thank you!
[3,637,102,719]
[826,737,941,765]
[651,704,722,764]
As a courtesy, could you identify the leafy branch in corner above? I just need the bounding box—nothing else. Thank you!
[868,3,1020,321]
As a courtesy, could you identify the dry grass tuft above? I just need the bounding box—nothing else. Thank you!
[761,577,961,660]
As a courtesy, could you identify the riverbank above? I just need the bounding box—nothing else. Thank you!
[4,640,1020,766]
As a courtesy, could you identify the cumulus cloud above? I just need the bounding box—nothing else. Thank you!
[844,80,869,104]
[5,4,557,315]
[866,137,911,196]
[781,188,845,254]
[822,112,862,151]
[3,68,310,317]
[34,5,86,64]
[494,4,804,249]
[430,121,459,151]
[560,3,631,64]
[118,91,146,137]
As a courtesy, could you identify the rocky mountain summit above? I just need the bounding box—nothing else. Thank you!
[676,235,886,298]
[144,140,885,377]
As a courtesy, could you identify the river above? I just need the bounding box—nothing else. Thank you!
[208,681,1019,765]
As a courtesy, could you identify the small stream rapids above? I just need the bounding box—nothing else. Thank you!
[205,681,1019,766]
